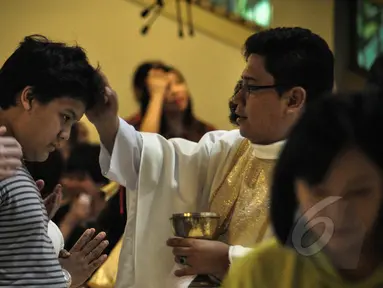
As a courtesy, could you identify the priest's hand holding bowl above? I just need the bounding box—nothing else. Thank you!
[166,237,230,278]
[167,212,231,283]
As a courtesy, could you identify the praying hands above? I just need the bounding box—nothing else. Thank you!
[59,229,109,288]
[36,179,109,287]
[36,179,62,220]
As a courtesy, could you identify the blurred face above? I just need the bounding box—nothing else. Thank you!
[14,87,85,162]
[77,122,89,143]
[164,71,189,112]
[61,173,98,198]
[296,149,382,257]
[233,54,305,144]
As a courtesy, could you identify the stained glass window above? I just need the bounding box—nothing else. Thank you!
[355,0,383,71]
[209,0,272,27]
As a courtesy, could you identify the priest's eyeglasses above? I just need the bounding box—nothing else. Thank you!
[236,79,279,96]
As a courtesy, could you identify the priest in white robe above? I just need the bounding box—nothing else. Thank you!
[87,27,335,288]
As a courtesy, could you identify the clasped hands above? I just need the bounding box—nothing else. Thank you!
[37,180,108,288]
[166,237,230,278]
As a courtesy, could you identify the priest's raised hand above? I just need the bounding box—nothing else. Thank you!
[86,73,119,154]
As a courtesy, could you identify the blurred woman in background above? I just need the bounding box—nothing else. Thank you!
[127,61,215,140]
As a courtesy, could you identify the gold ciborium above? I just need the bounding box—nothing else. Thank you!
[170,212,221,288]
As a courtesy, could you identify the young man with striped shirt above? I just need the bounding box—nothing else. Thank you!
[0,35,105,287]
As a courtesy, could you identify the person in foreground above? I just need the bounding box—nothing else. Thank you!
[0,34,107,287]
[86,27,334,287]
[223,89,383,287]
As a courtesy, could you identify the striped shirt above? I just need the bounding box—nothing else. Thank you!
[0,167,67,287]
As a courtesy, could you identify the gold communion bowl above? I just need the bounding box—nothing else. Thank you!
[170,212,220,239]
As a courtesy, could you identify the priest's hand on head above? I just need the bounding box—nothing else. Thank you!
[59,228,109,288]
[86,72,120,154]
[167,237,230,278]
[0,126,22,179]
[85,71,119,128]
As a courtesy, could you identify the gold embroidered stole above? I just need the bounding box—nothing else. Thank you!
[209,139,276,246]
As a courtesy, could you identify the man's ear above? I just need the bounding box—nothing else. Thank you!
[285,87,306,114]
[19,86,34,111]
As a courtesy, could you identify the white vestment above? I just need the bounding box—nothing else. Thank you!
[99,118,283,288]
[48,220,64,257]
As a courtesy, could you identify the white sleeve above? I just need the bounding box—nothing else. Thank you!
[228,245,253,264]
[99,117,142,190]
[99,116,241,210]
[137,130,233,207]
